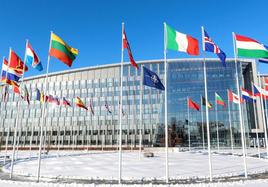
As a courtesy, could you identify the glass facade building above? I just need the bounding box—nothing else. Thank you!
[0,58,262,149]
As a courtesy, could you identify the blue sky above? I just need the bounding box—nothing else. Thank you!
[1,0,268,77]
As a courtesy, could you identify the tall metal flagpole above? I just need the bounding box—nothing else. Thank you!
[10,40,29,179]
[201,26,213,181]
[163,22,169,183]
[252,83,260,158]
[3,54,11,165]
[227,91,234,155]
[187,97,191,151]
[257,72,268,157]
[263,77,268,154]
[232,32,247,178]
[118,22,124,184]
[37,32,52,182]
[215,93,219,152]
[139,65,143,159]
[201,96,205,150]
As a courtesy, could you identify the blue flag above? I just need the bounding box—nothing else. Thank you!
[143,66,165,91]
[204,29,226,67]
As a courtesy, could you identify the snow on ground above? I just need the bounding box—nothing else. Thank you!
[1,148,268,186]
[2,179,268,187]
[2,149,268,180]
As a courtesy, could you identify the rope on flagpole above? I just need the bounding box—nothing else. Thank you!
[232,32,248,178]
[201,26,213,182]
[37,32,53,182]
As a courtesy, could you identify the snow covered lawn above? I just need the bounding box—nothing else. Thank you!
[3,150,268,180]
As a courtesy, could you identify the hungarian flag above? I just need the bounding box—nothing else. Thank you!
[188,98,200,111]
[215,92,226,107]
[75,97,88,110]
[49,32,78,67]
[62,97,71,107]
[166,24,199,55]
[235,34,268,58]
[202,96,212,109]
[228,89,242,104]
[123,30,138,69]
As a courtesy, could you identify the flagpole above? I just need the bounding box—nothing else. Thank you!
[29,123,34,159]
[10,41,28,178]
[3,53,11,165]
[257,72,268,157]
[201,96,205,150]
[37,32,52,182]
[163,22,169,183]
[139,65,143,159]
[252,83,261,158]
[201,26,213,181]
[215,93,219,152]
[118,22,124,184]
[227,90,234,155]
[263,77,268,154]
[232,32,247,178]
[187,97,191,151]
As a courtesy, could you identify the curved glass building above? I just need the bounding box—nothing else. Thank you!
[0,58,262,149]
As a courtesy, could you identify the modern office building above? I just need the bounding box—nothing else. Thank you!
[0,58,263,149]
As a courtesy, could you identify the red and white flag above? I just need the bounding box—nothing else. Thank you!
[228,89,243,104]
[123,30,138,69]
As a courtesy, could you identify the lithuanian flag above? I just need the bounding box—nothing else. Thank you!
[75,97,88,110]
[49,32,78,67]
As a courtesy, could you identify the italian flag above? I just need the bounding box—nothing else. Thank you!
[166,24,199,55]
[215,92,225,106]
[235,34,268,58]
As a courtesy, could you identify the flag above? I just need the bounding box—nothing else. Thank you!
[241,88,256,102]
[89,98,94,115]
[143,66,165,91]
[25,42,43,71]
[36,88,46,103]
[228,89,242,104]
[105,100,112,114]
[49,32,78,67]
[9,49,28,74]
[259,58,268,63]
[123,30,138,69]
[62,97,71,107]
[203,29,226,67]
[48,95,60,105]
[235,34,268,58]
[21,85,30,105]
[253,84,268,96]
[166,24,199,55]
[118,100,125,116]
[215,92,226,107]
[12,84,20,95]
[188,98,200,111]
[75,97,88,110]
[1,58,22,82]
[2,85,9,102]
[202,96,212,109]
[265,78,268,100]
